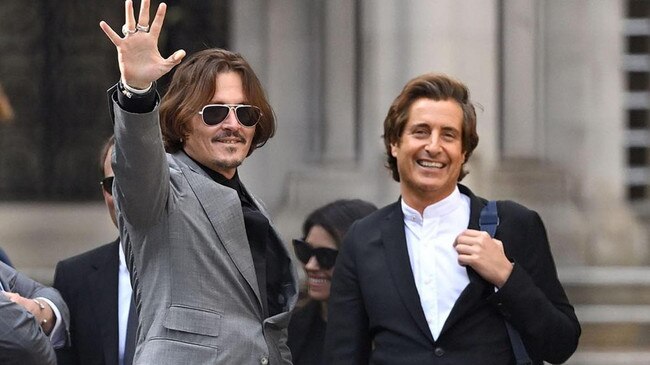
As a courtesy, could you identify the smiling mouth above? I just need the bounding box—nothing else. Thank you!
[417,160,444,168]
[216,139,243,144]
[213,136,246,145]
[308,277,330,285]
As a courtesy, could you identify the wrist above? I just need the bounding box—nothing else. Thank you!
[120,78,153,94]
[496,262,514,288]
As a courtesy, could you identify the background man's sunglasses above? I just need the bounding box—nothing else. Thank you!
[292,239,338,270]
[101,176,114,195]
[198,104,262,127]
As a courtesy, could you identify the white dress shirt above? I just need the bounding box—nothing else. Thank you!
[118,243,133,365]
[402,186,471,340]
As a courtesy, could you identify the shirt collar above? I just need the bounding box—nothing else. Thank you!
[401,186,463,223]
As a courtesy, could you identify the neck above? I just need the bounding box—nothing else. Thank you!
[400,186,456,215]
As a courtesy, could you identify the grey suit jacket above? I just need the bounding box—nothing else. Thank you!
[0,261,70,365]
[111,95,298,364]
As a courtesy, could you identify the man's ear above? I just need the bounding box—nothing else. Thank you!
[390,143,398,158]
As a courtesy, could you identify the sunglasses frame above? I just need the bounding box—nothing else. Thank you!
[198,104,262,128]
[292,239,339,270]
[100,176,114,195]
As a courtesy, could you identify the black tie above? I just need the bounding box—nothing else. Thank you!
[123,297,137,365]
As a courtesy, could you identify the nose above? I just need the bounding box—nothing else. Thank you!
[220,108,240,129]
[424,134,441,154]
[304,255,320,270]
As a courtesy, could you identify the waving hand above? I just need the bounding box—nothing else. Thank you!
[99,0,185,89]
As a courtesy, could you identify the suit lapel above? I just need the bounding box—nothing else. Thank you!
[381,202,435,344]
[439,186,491,336]
[88,240,120,365]
[174,152,263,312]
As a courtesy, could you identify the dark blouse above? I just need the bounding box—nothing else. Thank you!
[287,300,327,365]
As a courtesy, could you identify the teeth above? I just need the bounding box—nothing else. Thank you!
[418,160,443,168]
[309,278,329,284]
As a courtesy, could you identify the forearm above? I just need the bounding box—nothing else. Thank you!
[112,96,170,227]
[0,298,57,365]
[491,264,580,363]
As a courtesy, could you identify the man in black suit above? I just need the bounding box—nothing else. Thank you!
[324,74,580,365]
[53,136,136,365]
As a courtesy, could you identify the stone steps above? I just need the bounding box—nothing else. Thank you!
[559,266,650,364]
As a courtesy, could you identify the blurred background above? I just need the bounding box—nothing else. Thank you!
[1,0,649,363]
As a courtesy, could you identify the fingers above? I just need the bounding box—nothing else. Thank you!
[125,0,136,32]
[150,2,167,38]
[138,0,151,27]
[3,291,19,301]
[99,21,122,46]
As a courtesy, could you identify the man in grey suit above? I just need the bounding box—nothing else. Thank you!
[99,1,298,364]
[0,261,70,365]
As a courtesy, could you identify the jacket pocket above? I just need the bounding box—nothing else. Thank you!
[163,305,221,337]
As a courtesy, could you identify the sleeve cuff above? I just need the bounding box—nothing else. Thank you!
[116,80,158,114]
[36,297,65,348]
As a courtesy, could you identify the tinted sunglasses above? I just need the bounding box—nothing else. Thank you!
[198,104,262,127]
[100,176,114,195]
[292,239,338,270]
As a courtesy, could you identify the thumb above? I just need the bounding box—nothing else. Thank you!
[166,49,186,65]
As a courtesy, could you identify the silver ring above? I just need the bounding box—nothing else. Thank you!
[136,24,150,33]
[122,24,137,37]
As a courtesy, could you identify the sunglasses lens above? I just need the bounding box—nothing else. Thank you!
[202,105,230,125]
[236,106,261,127]
[292,239,312,264]
[314,248,338,269]
[101,176,114,195]
[292,239,338,269]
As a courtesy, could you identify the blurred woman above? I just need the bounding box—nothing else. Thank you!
[288,199,377,365]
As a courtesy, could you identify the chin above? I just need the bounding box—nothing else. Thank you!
[308,289,330,302]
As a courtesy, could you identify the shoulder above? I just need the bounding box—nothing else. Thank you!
[350,201,399,232]
[495,200,541,227]
[55,241,117,276]
[462,184,540,225]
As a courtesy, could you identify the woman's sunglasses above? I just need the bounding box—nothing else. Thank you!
[198,104,262,127]
[292,239,338,270]
[100,176,114,195]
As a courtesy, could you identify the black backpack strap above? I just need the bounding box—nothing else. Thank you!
[479,201,532,365]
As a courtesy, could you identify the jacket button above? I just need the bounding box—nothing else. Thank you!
[434,347,445,357]
[260,356,269,364]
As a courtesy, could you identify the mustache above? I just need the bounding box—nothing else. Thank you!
[212,130,246,143]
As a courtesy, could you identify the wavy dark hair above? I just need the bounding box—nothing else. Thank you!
[301,199,378,248]
[160,48,275,155]
[382,73,479,182]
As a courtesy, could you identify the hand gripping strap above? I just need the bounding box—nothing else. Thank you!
[479,201,532,365]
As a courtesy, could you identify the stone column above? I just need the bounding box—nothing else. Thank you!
[502,0,544,158]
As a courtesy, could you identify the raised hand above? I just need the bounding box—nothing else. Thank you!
[99,0,186,89]
[453,229,514,288]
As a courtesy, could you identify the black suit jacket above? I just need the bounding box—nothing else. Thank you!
[53,240,126,365]
[325,185,580,365]
[288,300,327,365]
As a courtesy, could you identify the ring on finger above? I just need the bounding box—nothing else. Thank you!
[122,24,137,37]
[136,24,150,33]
